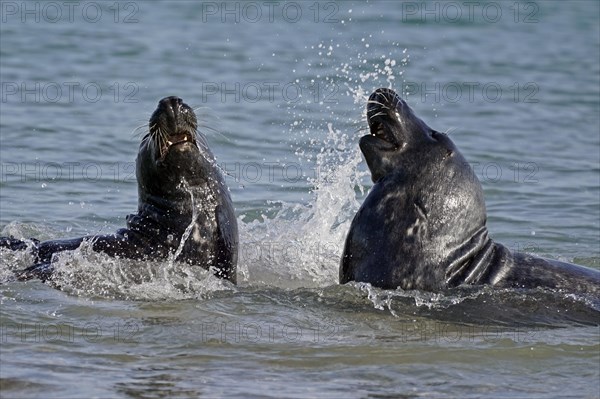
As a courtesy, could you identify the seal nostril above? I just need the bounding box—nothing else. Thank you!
[159,96,178,106]
[170,97,185,120]
[152,97,187,133]
[171,97,182,109]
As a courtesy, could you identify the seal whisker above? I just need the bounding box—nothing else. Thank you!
[198,124,233,143]
[188,108,233,144]
[383,90,399,105]
[192,106,222,127]
[156,126,170,159]
[132,123,150,138]
[151,125,160,139]
[195,133,211,153]
[392,92,402,107]
[444,127,457,136]
[197,123,220,132]
[369,111,388,120]
[192,105,217,114]
[367,100,389,109]
[215,163,236,179]
[353,126,370,135]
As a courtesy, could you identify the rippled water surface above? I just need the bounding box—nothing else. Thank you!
[1,1,599,398]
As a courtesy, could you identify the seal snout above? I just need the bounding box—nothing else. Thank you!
[161,96,183,119]
[155,96,187,133]
[367,88,404,119]
[365,88,405,147]
[149,96,198,160]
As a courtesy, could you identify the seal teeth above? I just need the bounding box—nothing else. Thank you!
[372,125,385,138]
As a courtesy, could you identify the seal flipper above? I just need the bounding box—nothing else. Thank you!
[0,236,49,280]
[0,236,39,251]
[36,237,87,264]
[3,233,139,282]
[4,236,86,281]
[17,262,54,282]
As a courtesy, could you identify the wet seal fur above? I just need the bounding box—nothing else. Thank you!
[340,88,599,296]
[1,97,238,283]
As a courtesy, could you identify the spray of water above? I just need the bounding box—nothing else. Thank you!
[235,39,411,288]
[238,123,367,288]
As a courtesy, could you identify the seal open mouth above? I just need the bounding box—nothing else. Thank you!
[148,96,198,161]
[360,88,438,182]
[164,132,194,148]
[369,118,395,142]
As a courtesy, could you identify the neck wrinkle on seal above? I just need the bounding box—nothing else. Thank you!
[444,226,495,287]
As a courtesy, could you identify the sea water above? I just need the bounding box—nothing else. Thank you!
[1,2,598,398]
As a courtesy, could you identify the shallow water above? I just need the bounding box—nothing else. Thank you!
[1,1,599,398]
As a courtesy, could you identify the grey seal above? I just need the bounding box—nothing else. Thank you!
[1,96,238,283]
[340,88,599,296]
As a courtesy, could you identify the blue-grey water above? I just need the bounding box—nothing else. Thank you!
[1,1,599,398]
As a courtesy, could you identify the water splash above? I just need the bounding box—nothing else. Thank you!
[0,182,234,300]
[236,40,410,288]
[169,178,199,265]
[238,123,366,288]
[48,242,234,300]
[0,223,47,281]
[351,281,599,326]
